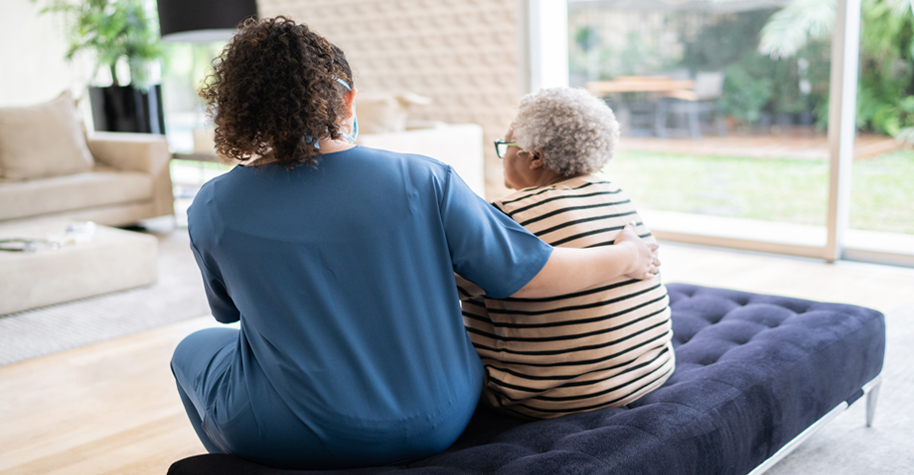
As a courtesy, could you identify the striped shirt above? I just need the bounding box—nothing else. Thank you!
[456,175,674,419]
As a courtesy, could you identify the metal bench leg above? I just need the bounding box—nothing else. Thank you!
[864,376,882,427]
[747,374,884,475]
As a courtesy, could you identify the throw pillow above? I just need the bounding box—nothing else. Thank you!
[355,92,432,134]
[0,91,94,180]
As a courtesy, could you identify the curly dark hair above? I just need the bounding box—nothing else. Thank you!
[199,16,354,167]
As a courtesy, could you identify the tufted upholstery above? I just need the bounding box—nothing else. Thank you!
[168,284,885,475]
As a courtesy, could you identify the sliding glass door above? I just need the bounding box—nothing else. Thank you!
[543,0,912,267]
[843,0,914,267]
[566,0,835,257]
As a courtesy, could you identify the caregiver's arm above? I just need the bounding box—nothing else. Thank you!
[511,222,659,299]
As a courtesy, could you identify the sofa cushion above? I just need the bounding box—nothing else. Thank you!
[0,169,153,221]
[0,91,94,180]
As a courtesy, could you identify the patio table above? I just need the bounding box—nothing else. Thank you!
[586,76,712,138]
[586,76,695,96]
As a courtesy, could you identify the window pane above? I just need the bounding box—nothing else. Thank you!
[847,1,914,259]
[569,0,834,248]
[161,41,226,154]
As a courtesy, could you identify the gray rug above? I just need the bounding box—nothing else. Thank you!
[0,218,210,366]
[767,304,914,474]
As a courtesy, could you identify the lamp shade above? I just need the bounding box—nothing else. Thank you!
[157,0,258,42]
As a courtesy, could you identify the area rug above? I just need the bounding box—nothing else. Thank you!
[0,218,210,366]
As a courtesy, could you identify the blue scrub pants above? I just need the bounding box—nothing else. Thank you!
[171,327,439,469]
[171,327,237,455]
[172,327,314,466]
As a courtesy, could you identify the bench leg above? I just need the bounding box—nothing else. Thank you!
[747,374,884,475]
[864,376,882,427]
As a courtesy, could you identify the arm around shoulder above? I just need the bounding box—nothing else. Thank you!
[511,223,660,299]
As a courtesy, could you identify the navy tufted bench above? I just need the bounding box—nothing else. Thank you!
[168,284,885,475]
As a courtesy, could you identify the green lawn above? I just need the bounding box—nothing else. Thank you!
[602,149,914,234]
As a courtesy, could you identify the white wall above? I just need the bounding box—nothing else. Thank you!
[0,0,95,109]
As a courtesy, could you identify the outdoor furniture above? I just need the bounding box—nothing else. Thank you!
[586,76,696,95]
[0,220,158,315]
[167,283,885,475]
[655,72,728,140]
[588,76,696,137]
[587,74,727,139]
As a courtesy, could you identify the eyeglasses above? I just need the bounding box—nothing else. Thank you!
[494,140,519,159]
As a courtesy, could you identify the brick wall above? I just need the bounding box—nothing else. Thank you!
[259,0,522,199]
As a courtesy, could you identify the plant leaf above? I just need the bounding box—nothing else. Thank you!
[759,0,836,58]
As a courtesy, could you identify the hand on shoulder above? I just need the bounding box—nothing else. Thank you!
[614,222,661,280]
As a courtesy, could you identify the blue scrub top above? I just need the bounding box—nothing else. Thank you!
[187,146,552,465]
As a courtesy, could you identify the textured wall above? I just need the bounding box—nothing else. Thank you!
[258,0,521,199]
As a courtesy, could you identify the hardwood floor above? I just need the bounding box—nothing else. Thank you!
[2,241,912,474]
[0,318,211,475]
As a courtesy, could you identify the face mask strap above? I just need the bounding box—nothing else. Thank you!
[333,77,358,143]
[304,78,356,148]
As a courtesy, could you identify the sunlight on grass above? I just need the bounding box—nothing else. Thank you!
[602,149,914,234]
[849,151,914,234]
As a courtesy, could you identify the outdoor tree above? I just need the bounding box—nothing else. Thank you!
[759,0,914,141]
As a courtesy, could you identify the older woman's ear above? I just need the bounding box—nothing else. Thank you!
[528,150,546,169]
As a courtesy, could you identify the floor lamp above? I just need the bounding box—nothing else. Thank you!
[157,0,258,43]
[156,0,257,159]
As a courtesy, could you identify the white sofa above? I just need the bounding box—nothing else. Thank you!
[0,132,174,228]
[357,123,485,197]
[189,123,486,197]
[0,93,174,229]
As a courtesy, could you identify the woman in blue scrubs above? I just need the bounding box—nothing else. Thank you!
[172,16,661,470]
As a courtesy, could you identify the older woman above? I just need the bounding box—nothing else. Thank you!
[457,87,674,420]
[172,18,660,470]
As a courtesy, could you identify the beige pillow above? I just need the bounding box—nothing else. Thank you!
[355,92,432,134]
[0,91,94,180]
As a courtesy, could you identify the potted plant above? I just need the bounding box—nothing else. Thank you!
[34,0,165,134]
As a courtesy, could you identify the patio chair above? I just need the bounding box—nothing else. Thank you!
[601,94,657,138]
[655,71,727,140]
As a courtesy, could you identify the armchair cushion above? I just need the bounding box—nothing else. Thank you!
[86,132,170,175]
[86,132,175,219]
[0,92,94,180]
[0,169,153,221]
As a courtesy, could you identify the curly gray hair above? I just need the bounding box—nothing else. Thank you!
[511,87,620,177]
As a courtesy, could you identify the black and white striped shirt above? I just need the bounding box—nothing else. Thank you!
[456,175,674,419]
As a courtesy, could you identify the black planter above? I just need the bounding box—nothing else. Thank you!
[89,85,165,134]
